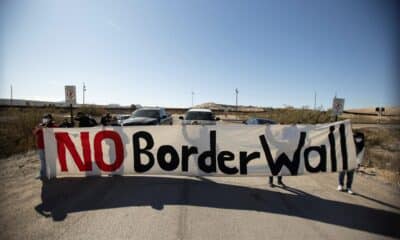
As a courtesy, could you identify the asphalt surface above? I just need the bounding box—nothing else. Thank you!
[0,151,399,240]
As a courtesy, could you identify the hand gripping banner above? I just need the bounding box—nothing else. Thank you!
[43,120,360,178]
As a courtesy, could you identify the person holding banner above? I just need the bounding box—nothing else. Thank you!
[337,132,365,194]
[75,112,97,127]
[33,114,57,179]
[337,170,355,194]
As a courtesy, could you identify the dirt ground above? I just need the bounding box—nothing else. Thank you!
[0,151,399,240]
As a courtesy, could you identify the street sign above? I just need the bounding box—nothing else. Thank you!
[332,97,345,116]
[375,107,385,113]
[65,85,76,105]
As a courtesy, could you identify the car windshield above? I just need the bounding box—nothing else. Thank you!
[185,111,214,120]
[117,115,130,120]
[131,109,159,118]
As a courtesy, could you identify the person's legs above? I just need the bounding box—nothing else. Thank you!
[269,176,273,185]
[346,170,355,190]
[338,171,345,190]
[38,149,46,178]
[277,176,283,185]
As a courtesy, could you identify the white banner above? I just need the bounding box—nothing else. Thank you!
[44,120,358,178]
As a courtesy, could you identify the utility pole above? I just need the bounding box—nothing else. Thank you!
[83,82,86,105]
[235,88,239,111]
[314,91,317,110]
[191,91,194,107]
[10,85,13,105]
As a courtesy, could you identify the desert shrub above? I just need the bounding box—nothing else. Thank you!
[0,108,49,158]
[77,105,106,117]
[356,128,400,172]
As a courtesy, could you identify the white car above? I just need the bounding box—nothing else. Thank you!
[179,109,220,125]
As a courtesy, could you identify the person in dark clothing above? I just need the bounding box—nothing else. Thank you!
[59,118,73,128]
[269,176,283,187]
[75,112,97,127]
[100,113,112,126]
[337,132,365,194]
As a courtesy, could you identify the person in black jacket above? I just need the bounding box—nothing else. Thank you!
[75,112,97,127]
[59,118,73,128]
[100,113,112,126]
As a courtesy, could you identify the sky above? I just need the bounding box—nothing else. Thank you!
[0,0,399,109]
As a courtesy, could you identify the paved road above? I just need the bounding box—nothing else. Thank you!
[0,152,399,240]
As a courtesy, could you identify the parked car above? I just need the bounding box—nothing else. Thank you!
[115,114,131,125]
[243,118,277,125]
[179,109,220,125]
[122,107,172,126]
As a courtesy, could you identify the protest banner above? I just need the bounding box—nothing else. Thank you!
[44,120,358,178]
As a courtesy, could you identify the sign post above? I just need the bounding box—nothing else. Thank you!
[332,97,345,121]
[375,107,385,124]
[65,85,77,126]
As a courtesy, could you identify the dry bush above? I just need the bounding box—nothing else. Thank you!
[77,105,106,117]
[0,108,52,158]
[246,109,332,124]
[356,128,400,173]
[0,106,122,158]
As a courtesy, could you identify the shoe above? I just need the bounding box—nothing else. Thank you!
[337,185,344,191]
[347,189,354,195]
[269,182,274,187]
[277,181,284,185]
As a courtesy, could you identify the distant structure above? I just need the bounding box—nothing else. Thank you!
[0,98,67,107]
[0,98,135,109]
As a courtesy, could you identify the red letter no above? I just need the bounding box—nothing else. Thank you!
[55,132,92,171]
[94,131,124,171]
[55,130,124,172]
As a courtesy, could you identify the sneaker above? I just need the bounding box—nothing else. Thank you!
[347,189,354,195]
[337,185,344,191]
[277,180,284,185]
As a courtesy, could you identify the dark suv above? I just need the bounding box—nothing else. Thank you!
[122,107,173,126]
